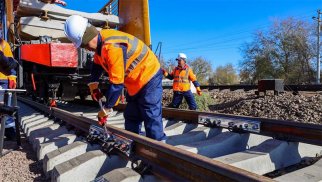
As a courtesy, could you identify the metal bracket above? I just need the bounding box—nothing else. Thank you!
[198,115,261,133]
[87,125,133,157]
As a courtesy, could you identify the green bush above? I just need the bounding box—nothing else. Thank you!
[179,92,214,111]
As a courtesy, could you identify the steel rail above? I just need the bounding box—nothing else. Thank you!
[18,97,273,182]
[115,104,322,146]
[163,84,322,92]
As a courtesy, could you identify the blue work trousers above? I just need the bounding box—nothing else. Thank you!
[124,69,166,141]
[170,90,197,110]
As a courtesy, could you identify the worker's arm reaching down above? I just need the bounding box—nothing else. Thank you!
[88,54,104,102]
[100,42,126,109]
[89,42,125,109]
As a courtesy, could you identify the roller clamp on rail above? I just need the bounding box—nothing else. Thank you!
[199,115,261,133]
[87,125,133,157]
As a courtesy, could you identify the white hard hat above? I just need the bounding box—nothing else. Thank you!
[64,15,88,48]
[177,53,187,60]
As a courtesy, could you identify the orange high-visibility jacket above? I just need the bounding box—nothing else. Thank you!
[0,40,16,80]
[169,64,197,92]
[94,29,160,96]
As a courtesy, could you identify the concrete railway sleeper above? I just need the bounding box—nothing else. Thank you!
[15,96,322,182]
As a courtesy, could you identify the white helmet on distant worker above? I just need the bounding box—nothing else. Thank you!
[64,15,89,48]
[177,53,187,60]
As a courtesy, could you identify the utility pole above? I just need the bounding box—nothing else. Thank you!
[154,42,162,60]
[313,10,321,84]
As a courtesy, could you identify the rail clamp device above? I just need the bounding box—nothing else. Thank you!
[198,115,261,133]
[87,125,133,157]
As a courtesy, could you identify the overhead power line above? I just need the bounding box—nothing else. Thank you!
[164,12,313,50]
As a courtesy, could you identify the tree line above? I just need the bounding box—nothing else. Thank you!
[161,17,320,85]
[160,56,239,85]
[240,18,318,84]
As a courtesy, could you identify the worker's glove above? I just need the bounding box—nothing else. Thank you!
[88,82,103,102]
[97,108,113,126]
[8,75,17,89]
[196,87,202,96]
[161,68,168,77]
[92,89,103,102]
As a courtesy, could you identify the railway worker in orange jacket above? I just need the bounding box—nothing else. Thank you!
[162,53,202,110]
[0,36,18,139]
[64,15,166,141]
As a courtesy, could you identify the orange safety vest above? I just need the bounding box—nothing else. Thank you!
[0,40,15,80]
[171,65,197,92]
[94,29,160,96]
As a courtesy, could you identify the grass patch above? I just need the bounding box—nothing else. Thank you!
[179,92,214,111]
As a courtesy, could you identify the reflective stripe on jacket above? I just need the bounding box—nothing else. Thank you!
[170,65,197,92]
[94,29,160,96]
[0,40,15,80]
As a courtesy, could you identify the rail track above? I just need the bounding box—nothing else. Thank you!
[14,96,322,181]
[163,84,322,92]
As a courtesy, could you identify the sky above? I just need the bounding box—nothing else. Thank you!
[63,0,322,70]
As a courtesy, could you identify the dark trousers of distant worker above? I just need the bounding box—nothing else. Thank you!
[170,90,197,110]
[124,69,166,141]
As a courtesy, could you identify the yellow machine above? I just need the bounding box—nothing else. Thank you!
[100,0,151,47]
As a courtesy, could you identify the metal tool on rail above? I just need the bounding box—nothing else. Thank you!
[87,99,150,175]
[98,99,110,138]
[87,124,155,176]
[87,99,133,157]
[87,125,133,156]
